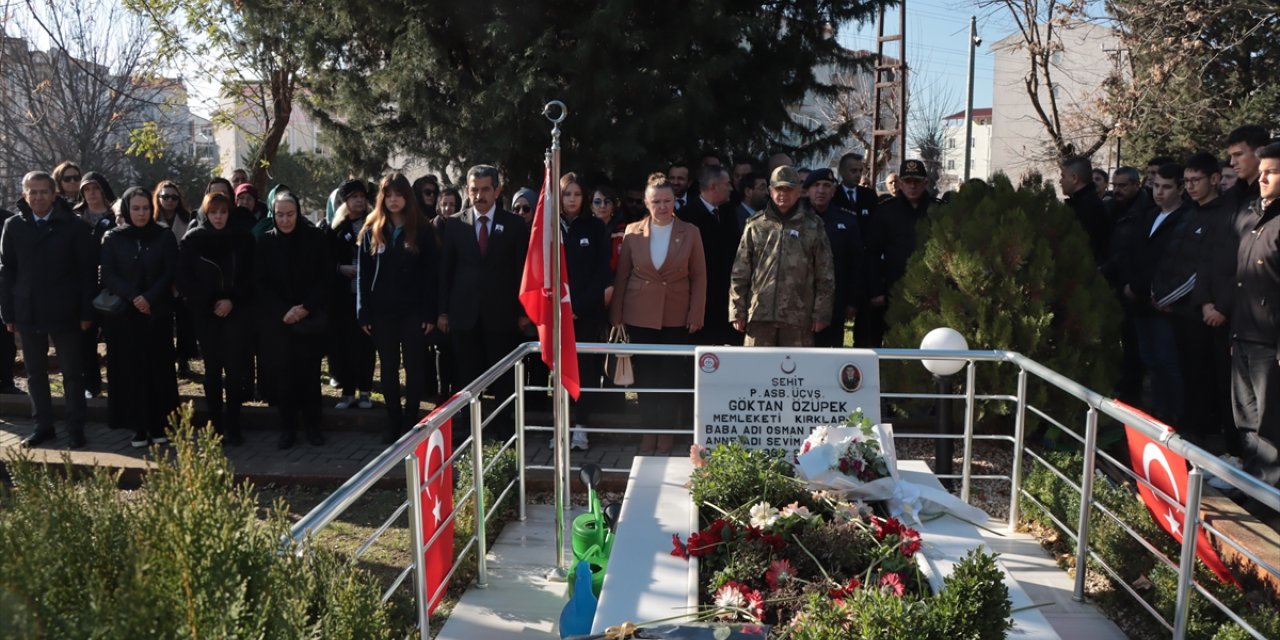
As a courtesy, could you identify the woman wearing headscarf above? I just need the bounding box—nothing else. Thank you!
[100,186,180,448]
[154,180,199,376]
[357,173,439,443]
[73,172,116,401]
[178,191,254,445]
[255,190,329,449]
[328,179,376,411]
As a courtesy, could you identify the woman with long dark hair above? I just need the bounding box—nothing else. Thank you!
[358,173,439,443]
[178,192,254,445]
[100,186,180,448]
[255,190,329,449]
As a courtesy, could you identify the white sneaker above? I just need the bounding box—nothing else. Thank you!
[571,427,590,451]
[130,437,149,449]
[356,393,373,409]
[335,395,355,410]
[151,435,169,445]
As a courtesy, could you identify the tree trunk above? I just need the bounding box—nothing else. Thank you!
[251,67,295,194]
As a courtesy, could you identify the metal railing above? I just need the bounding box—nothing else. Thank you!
[288,342,1280,640]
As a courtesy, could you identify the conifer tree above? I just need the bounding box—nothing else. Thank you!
[275,0,888,185]
[884,176,1120,434]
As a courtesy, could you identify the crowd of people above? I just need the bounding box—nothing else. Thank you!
[4,129,1280,489]
[1060,124,1280,493]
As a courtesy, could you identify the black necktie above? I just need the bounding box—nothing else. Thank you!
[36,218,48,230]
[477,215,489,256]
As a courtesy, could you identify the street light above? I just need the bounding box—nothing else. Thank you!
[920,328,968,482]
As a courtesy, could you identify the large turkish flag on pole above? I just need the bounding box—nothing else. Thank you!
[415,407,455,613]
[518,166,581,400]
[1119,402,1238,585]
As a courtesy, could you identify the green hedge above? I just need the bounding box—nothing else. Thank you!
[0,407,392,639]
[1020,451,1280,639]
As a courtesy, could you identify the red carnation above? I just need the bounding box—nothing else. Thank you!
[879,571,906,597]
[670,533,688,560]
[828,577,862,603]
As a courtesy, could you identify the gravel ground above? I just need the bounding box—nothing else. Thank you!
[895,437,1014,522]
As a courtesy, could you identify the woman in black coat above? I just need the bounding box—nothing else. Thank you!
[100,186,180,448]
[178,192,254,445]
[357,173,439,443]
[327,179,375,410]
[73,172,116,401]
[255,190,329,449]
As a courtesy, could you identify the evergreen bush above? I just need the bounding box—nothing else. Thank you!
[883,175,1120,439]
[0,406,393,639]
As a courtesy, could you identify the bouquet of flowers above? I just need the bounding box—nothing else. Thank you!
[793,409,900,502]
[792,410,989,527]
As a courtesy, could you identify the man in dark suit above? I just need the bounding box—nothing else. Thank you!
[677,165,739,345]
[734,172,769,234]
[805,169,865,348]
[834,152,879,232]
[667,161,693,213]
[437,165,529,441]
[1060,155,1111,268]
[0,171,96,448]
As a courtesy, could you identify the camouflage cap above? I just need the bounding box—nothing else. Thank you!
[770,165,802,188]
[899,159,928,180]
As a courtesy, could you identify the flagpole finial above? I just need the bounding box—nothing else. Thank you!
[543,100,567,124]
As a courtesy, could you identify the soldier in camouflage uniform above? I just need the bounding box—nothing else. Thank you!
[729,166,835,347]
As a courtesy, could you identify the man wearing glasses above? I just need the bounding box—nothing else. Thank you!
[0,171,96,449]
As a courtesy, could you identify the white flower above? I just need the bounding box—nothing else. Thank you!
[780,502,812,520]
[749,502,779,528]
[713,583,747,619]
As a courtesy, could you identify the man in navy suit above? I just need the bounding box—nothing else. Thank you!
[437,165,529,441]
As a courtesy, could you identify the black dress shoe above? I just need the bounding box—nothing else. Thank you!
[67,433,87,449]
[20,431,55,448]
[277,432,296,450]
[305,431,325,446]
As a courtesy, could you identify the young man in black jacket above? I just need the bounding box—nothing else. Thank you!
[1123,163,1190,425]
[0,171,96,448]
[1230,142,1280,489]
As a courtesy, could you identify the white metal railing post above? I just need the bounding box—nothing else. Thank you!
[515,359,527,522]
[1073,407,1099,601]
[404,452,430,640]
[1172,469,1205,639]
[1007,367,1028,533]
[960,360,977,502]
[470,398,489,588]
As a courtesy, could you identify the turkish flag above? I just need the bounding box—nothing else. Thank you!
[518,166,581,399]
[415,406,455,613]
[1119,402,1238,585]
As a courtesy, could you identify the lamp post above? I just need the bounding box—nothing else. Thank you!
[920,328,968,483]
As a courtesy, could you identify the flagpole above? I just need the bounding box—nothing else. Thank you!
[543,100,569,580]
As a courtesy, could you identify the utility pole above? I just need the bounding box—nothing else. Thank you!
[963,16,981,181]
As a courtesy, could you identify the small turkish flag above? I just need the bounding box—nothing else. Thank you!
[415,406,455,613]
[1119,402,1238,585]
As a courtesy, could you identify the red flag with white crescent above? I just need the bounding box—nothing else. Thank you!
[518,165,581,399]
[1119,402,1238,585]
[415,405,455,613]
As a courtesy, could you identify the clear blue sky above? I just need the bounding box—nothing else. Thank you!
[838,0,1020,120]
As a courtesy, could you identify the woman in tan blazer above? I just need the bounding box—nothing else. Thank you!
[610,173,706,454]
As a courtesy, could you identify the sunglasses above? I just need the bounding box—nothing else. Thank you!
[421,189,438,197]
[514,204,532,213]
[159,194,179,201]
[62,175,81,182]
[592,198,612,206]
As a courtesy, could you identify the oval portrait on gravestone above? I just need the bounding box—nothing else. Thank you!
[839,363,863,392]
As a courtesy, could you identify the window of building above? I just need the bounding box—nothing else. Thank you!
[947,160,955,170]
[948,138,955,149]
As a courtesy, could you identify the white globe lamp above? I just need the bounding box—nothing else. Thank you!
[920,327,968,377]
